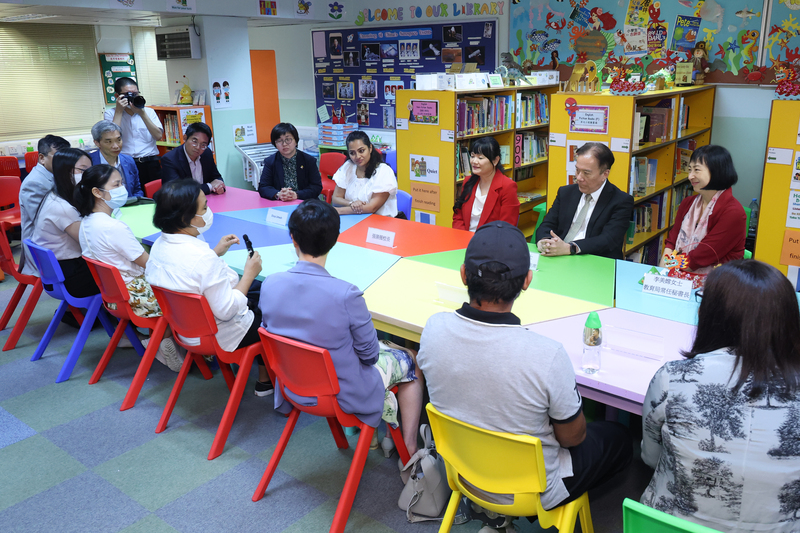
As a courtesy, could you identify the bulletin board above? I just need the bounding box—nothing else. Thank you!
[312,21,497,130]
[509,0,771,85]
[98,53,138,106]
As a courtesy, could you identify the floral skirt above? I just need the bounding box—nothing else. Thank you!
[108,275,162,318]
[375,340,417,427]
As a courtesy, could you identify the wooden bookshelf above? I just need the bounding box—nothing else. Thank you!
[548,85,715,264]
[149,105,213,158]
[395,84,558,236]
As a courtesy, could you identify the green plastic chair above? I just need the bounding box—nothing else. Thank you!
[742,205,752,259]
[533,203,546,239]
[623,498,723,533]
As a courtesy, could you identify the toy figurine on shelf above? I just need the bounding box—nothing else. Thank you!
[691,41,710,85]
[179,83,193,104]
[774,63,800,100]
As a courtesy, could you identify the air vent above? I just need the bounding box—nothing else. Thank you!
[155,26,201,60]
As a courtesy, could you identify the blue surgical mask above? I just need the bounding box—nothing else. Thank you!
[191,207,214,234]
[101,186,127,209]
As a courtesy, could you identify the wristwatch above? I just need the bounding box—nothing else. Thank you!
[569,242,578,255]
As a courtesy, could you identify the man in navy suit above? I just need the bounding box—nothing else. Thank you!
[161,122,225,195]
[535,142,633,260]
[89,120,143,199]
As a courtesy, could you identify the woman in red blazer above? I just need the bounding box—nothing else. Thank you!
[661,145,745,272]
[452,137,519,231]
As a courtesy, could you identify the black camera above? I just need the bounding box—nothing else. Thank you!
[120,92,146,108]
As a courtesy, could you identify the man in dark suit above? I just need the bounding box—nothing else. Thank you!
[535,142,634,260]
[161,122,225,195]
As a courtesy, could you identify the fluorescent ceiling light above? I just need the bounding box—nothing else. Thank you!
[0,14,59,22]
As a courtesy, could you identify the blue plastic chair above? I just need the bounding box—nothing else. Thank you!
[384,149,397,175]
[396,190,412,220]
[24,240,121,383]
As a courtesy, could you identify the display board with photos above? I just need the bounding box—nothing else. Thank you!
[312,21,497,132]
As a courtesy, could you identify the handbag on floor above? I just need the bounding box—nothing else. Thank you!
[397,424,451,522]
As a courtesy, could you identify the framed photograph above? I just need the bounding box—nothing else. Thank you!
[420,40,442,58]
[357,103,370,126]
[344,50,360,67]
[358,79,377,99]
[322,82,335,99]
[380,43,398,59]
[441,47,462,63]
[337,81,354,100]
[362,43,380,61]
[399,39,420,60]
[443,25,462,43]
[383,81,404,101]
[329,33,343,59]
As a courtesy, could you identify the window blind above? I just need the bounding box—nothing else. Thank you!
[0,23,105,142]
[130,26,170,107]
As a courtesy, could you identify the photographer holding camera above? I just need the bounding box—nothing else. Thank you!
[105,77,164,186]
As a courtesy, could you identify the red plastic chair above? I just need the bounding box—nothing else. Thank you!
[83,256,166,411]
[0,222,43,351]
[143,179,162,198]
[0,156,20,178]
[150,285,267,460]
[253,328,410,532]
[319,152,347,203]
[0,176,22,230]
[24,151,38,175]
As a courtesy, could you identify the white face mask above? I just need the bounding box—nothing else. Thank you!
[73,172,83,184]
[191,207,214,234]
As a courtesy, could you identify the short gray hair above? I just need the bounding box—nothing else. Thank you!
[91,120,122,142]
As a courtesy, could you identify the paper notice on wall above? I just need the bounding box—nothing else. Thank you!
[409,154,440,184]
[166,0,196,12]
[411,183,440,212]
[179,108,205,134]
[211,78,232,109]
[768,147,793,166]
[788,190,800,229]
[233,123,257,144]
[611,137,631,153]
[780,230,800,267]
[549,132,566,147]
[317,105,330,123]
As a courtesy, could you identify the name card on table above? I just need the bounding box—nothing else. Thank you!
[435,282,468,305]
[642,273,692,301]
[529,252,540,271]
[366,227,396,248]
[266,208,289,227]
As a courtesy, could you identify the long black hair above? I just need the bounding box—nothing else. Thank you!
[346,130,383,179]
[52,148,90,208]
[683,260,800,398]
[453,137,503,213]
[73,164,118,217]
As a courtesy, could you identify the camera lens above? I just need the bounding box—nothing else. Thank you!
[132,95,146,108]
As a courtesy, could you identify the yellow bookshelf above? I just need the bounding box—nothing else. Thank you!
[395,84,558,236]
[548,85,715,263]
[754,99,800,274]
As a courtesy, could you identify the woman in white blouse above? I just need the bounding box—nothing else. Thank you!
[31,148,96,297]
[75,164,183,371]
[145,180,273,396]
[331,131,398,217]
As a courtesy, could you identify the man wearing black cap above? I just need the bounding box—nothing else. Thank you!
[417,221,631,530]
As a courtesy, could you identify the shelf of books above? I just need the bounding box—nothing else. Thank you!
[150,105,214,159]
[548,85,715,264]
[754,99,800,274]
[395,84,558,234]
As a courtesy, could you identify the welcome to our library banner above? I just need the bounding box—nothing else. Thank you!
[311,20,496,131]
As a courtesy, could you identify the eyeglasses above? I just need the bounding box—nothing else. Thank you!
[188,138,209,150]
[276,137,295,146]
[694,290,704,302]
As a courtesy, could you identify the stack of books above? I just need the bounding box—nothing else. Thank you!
[456,95,514,137]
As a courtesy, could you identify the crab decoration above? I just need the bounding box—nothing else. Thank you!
[774,63,800,100]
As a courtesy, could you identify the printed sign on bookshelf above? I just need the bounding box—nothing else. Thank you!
[409,99,439,125]
[409,154,440,184]
[569,106,609,135]
[411,183,440,212]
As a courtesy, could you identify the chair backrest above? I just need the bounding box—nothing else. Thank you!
[24,151,39,175]
[396,190,412,220]
[144,179,162,198]
[83,256,130,305]
[258,328,341,399]
[0,221,21,277]
[319,152,347,180]
[384,149,397,175]
[0,176,21,209]
[24,239,67,299]
[622,498,722,533]
[426,404,547,506]
[150,285,218,337]
[0,156,21,178]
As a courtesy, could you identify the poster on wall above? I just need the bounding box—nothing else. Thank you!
[409,99,439,125]
[313,20,496,131]
[569,106,609,134]
[409,154,440,184]
[98,53,137,106]
[166,0,196,13]
[211,79,232,109]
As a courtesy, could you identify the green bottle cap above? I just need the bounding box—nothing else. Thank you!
[584,311,601,329]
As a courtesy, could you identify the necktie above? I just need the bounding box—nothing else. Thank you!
[565,194,593,242]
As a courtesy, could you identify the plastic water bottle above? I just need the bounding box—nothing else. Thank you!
[26,142,33,152]
[582,311,602,374]
[748,198,759,233]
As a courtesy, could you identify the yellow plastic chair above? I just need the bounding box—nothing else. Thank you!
[426,404,594,533]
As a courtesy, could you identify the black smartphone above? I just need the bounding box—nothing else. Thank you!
[243,234,254,257]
